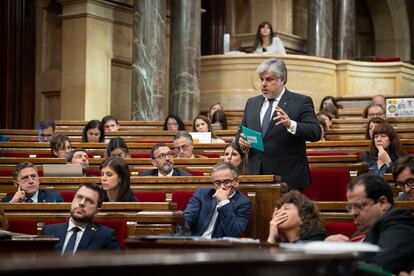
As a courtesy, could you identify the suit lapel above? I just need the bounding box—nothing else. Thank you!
[55,222,69,251]
[264,90,291,140]
[202,189,217,231]
[251,97,264,131]
[38,190,46,202]
[77,223,96,250]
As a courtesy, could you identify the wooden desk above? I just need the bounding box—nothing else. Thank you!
[125,237,263,250]
[0,237,59,252]
[0,202,184,237]
[0,247,357,275]
[0,175,283,241]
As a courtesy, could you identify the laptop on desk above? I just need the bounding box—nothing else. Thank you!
[43,164,83,177]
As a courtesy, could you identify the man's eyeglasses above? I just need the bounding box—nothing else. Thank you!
[213,177,238,188]
[154,152,173,160]
[174,144,190,152]
[395,178,414,191]
[368,113,384,118]
[345,201,374,212]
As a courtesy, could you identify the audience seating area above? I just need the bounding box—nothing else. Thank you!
[1,102,414,247]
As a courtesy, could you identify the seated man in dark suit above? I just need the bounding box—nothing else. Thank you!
[393,156,414,201]
[140,143,191,176]
[43,183,121,253]
[183,162,251,238]
[66,148,90,176]
[326,174,414,274]
[1,162,63,203]
[37,119,55,142]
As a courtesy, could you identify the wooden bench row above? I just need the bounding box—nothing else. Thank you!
[0,202,182,238]
[51,116,414,133]
[3,123,414,142]
[0,155,368,175]
[0,175,283,241]
[2,139,414,155]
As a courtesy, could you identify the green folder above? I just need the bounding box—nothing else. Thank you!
[242,126,264,152]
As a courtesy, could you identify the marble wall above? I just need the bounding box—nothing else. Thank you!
[34,0,413,122]
[131,0,167,121]
[200,54,414,112]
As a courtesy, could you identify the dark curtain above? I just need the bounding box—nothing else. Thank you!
[0,0,36,129]
[201,0,226,55]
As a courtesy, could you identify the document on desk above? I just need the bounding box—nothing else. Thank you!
[242,126,264,152]
[280,241,380,254]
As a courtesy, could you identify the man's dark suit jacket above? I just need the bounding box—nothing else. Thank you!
[236,90,321,190]
[140,168,192,176]
[43,222,121,252]
[361,207,414,274]
[1,189,63,203]
[184,187,251,238]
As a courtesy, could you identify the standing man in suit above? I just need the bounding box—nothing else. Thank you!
[43,183,121,253]
[1,162,63,203]
[236,59,321,191]
[184,162,251,238]
[140,143,191,176]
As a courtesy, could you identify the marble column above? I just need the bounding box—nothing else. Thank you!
[131,0,167,121]
[307,0,333,58]
[335,0,356,60]
[169,0,201,121]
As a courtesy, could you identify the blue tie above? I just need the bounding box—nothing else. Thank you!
[64,227,80,254]
[262,99,275,135]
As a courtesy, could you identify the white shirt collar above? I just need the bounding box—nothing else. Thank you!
[263,87,286,102]
[29,191,39,203]
[67,218,86,233]
[158,169,174,177]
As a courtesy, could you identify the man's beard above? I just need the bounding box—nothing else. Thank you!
[70,208,95,223]
[160,162,173,175]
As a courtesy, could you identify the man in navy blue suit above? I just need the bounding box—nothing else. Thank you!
[184,162,251,238]
[1,162,63,203]
[43,183,121,253]
[140,143,191,176]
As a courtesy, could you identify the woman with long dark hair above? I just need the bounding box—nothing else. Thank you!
[253,21,286,54]
[82,120,105,143]
[362,124,406,176]
[100,157,137,202]
[163,114,186,131]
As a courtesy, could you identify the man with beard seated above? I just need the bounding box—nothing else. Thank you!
[42,183,120,254]
[140,143,191,176]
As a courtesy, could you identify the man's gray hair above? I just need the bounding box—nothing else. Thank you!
[211,162,238,180]
[173,131,193,144]
[256,59,287,84]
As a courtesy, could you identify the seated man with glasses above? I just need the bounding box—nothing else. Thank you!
[1,162,63,203]
[364,103,386,119]
[183,162,251,238]
[325,174,414,274]
[43,183,120,253]
[140,143,191,176]
[393,156,414,201]
[173,131,207,159]
[37,119,56,142]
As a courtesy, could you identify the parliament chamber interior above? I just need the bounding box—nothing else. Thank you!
[0,0,414,275]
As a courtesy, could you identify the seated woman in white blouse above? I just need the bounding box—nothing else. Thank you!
[253,21,286,54]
